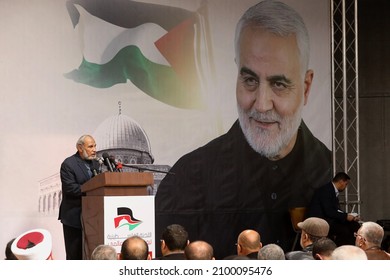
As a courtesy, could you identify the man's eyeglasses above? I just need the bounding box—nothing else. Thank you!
[354,232,366,241]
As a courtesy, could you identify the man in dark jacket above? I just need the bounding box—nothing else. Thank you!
[154,224,188,260]
[308,172,360,246]
[58,134,100,260]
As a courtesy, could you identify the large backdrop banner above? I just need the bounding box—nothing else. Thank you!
[0,0,330,259]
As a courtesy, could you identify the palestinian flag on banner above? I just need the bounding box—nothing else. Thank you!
[65,0,212,109]
[114,207,142,230]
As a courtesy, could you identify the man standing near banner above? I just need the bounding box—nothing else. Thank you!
[308,172,361,246]
[155,0,332,259]
[58,134,100,260]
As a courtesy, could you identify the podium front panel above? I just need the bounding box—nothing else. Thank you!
[81,172,155,259]
[104,196,155,258]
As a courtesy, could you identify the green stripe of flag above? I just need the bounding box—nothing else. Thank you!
[65,46,202,109]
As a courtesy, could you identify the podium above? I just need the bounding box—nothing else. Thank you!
[81,172,154,259]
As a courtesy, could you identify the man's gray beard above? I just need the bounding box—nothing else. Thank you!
[82,149,96,161]
[237,105,302,159]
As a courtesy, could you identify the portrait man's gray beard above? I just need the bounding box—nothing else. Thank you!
[237,103,303,159]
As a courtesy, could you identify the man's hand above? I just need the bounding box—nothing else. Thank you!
[347,213,360,222]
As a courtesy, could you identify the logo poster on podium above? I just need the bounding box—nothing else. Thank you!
[103,196,155,258]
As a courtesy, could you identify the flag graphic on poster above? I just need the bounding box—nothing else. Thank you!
[65,0,213,109]
[114,207,142,231]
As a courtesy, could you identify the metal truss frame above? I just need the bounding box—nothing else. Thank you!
[331,0,360,213]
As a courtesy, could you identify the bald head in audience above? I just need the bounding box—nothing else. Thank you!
[184,241,215,260]
[331,245,367,260]
[237,229,262,259]
[120,236,150,260]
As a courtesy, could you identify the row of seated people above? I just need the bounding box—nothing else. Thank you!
[285,218,390,260]
[90,219,390,260]
[5,219,390,260]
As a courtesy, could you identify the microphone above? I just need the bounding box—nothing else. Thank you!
[93,157,104,174]
[95,157,104,165]
[109,155,123,172]
[115,161,123,172]
[102,152,114,172]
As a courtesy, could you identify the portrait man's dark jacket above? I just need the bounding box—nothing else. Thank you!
[155,120,332,259]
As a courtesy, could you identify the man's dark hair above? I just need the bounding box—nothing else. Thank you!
[312,237,337,259]
[333,172,350,182]
[162,224,188,251]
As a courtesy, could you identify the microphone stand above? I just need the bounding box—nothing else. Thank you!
[122,163,174,175]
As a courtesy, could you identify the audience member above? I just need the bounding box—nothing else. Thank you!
[4,238,17,260]
[236,229,262,259]
[257,244,285,260]
[312,237,337,260]
[355,221,390,260]
[120,236,150,260]
[285,217,329,260]
[331,245,367,260]
[11,228,53,260]
[308,172,360,246]
[58,134,100,259]
[155,224,188,260]
[185,240,215,260]
[91,244,118,260]
[155,0,332,259]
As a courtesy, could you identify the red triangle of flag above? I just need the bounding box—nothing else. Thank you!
[155,17,200,88]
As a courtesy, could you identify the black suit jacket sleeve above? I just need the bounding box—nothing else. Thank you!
[59,153,98,228]
[309,183,347,223]
[60,160,84,197]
